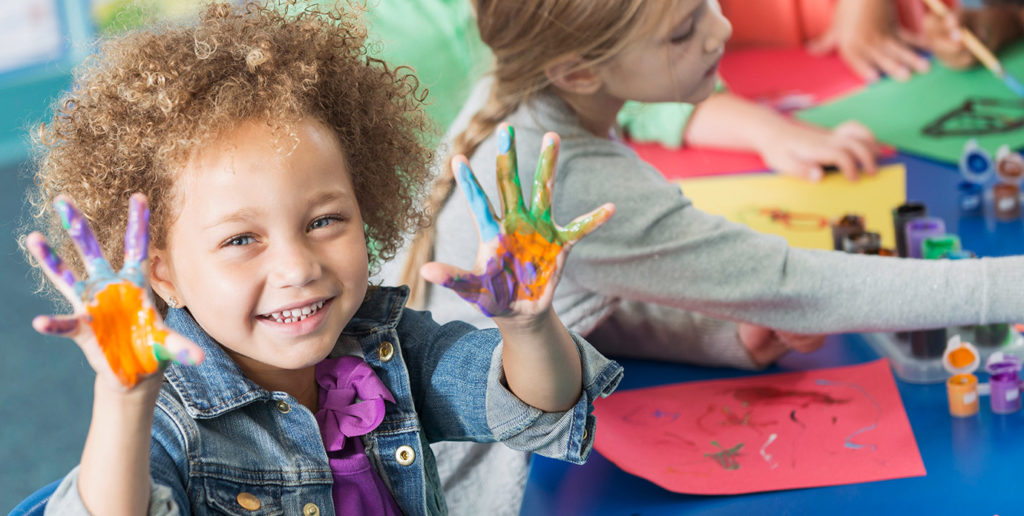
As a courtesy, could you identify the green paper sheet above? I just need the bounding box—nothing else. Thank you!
[797,42,1024,164]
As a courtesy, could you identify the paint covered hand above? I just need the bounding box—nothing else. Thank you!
[26,194,203,389]
[421,124,614,317]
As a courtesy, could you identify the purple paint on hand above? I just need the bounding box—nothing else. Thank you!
[35,239,77,288]
[123,194,150,268]
[54,198,105,265]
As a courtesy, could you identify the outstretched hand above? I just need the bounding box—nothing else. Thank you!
[421,124,614,318]
[26,194,203,389]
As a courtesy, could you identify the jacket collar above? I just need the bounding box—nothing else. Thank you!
[162,286,409,419]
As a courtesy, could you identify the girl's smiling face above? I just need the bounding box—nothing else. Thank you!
[597,0,732,104]
[151,118,369,375]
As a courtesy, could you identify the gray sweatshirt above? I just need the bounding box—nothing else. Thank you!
[386,80,1024,516]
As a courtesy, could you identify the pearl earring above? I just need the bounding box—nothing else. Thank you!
[167,296,179,309]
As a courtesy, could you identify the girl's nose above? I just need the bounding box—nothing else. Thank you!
[704,3,732,53]
[268,242,322,288]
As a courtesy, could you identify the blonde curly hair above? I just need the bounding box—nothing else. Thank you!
[28,1,433,300]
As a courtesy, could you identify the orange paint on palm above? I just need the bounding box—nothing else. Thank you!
[499,230,561,300]
[86,281,167,387]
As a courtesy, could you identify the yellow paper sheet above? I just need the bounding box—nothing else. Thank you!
[677,164,906,250]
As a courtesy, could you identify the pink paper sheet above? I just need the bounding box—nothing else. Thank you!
[628,47,868,180]
[593,360,925,495]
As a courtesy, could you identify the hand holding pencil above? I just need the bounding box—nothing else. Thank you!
[920,0,1024,95]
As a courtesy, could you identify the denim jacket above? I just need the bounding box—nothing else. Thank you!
[45,286,623,515]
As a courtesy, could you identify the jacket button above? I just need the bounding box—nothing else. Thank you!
[275,401,291,414]
[236,492,261,511]
[582,428,588,441]
[378,341,395,362]
[395,445,416,466]
[303,502,320,516]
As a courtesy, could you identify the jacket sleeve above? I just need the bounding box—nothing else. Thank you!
[43,392,192,515]
[400,309,622,464]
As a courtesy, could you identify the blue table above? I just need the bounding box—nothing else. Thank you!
[521,153,1024,515]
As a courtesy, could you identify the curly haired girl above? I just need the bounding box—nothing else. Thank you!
[25,2,619,514]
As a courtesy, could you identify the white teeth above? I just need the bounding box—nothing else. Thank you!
[267,300,325,323]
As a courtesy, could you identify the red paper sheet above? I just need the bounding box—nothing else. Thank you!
[719,47,866,109]
[630,143,769,180]
[593,360,925,495]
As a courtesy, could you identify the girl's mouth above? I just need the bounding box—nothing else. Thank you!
[262,299,327,323]
[256,297,334,335]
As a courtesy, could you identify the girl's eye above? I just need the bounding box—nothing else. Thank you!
[670,23,695,44]
[308,215,341,231]
[223,234,256,247]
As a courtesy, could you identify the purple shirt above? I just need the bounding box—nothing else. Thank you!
[315,356,403,515]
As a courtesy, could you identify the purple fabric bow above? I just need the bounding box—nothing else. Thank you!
[314,356,395,452]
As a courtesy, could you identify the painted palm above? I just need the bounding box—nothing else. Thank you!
[436,124,614,317]
[29,194,201,387]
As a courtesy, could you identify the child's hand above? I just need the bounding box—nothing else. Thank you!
[421,124,614,319]
[922,6,1024,70]
[738,323,827,368]
[26,194,203,390]
[753,119,879,182]
[808,0,930,82]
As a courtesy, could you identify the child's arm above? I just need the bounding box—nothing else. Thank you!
[420,124,614,412]
[26,194,202,515]
[922,4,1024,70]
[808,0,930,81]
[685,92,880,181]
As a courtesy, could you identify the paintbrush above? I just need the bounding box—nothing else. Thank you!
[921,0,1024,97]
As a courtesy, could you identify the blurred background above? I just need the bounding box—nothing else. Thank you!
[0,0,210,510]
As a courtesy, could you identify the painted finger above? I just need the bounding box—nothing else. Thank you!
[154,331,204,367]
[122,193,150,284]
[32,314,87,337]
[25,232,81,305]
[494,123,526,216]
[557,202,615,243]
[453,156,501,243]
[54,196,115,279]
[529,133,560,223]
[422,261,513,318]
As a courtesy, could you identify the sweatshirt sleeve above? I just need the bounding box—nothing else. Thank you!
[553,148,1024,334]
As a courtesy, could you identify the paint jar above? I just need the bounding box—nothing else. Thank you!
[892,202,927,258]
[842,232,882,255]
[831,214,865,251]
[911,328,947,359]
[975,323,1010,348]
[960,140,994,185]
[905,217,946,259]
[943,335,980,418]
[921,234,961,260]
[986,352,1023,415]
[957,182,984,216]
[992,183,1020,221]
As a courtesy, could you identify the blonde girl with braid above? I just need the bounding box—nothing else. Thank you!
[389,0,1024,514]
